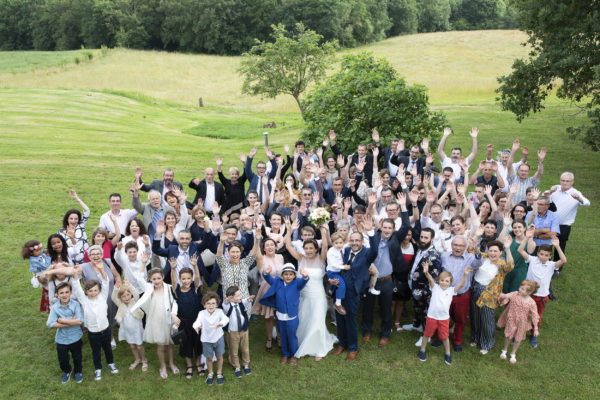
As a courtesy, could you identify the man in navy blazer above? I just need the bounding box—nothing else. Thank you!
[260,264,309,364]
[244,147,277,203]
[331,230,377,360]
[152,229,215,285]
[391,144,428,178]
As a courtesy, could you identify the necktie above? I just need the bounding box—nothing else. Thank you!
[234,304,242,329]
[348,252,356,265]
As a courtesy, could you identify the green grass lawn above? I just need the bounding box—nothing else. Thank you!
[1,30,599,399]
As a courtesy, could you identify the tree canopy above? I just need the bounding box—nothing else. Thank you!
[238,23,338,118]
[301,53,447,154]
[496,0,600,150]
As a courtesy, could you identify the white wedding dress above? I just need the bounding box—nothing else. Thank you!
[295,257,338,358]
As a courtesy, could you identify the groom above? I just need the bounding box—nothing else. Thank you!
[331,231,377,360]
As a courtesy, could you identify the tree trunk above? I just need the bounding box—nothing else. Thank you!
[292,94,305,120]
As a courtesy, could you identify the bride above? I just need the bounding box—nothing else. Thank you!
[285,218,338,361]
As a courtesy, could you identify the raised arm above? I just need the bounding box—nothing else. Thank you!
[422,260,436,289]
[533,147,546,181]
[108,214,121,247]
[454,266,473,293]
[517,226,534,261]
[69,190,89,213]
[506,139,520,177]
[436,127,451,162]
[284,217,303,261]
[465,127,479,165]
[319,226,329,263]
[551,236,567,269]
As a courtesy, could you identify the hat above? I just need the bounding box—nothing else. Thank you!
[281,263,296,275]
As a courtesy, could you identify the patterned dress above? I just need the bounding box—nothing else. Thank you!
[497,292,539,341]
[216,254,256,299]
[58,209,90,264]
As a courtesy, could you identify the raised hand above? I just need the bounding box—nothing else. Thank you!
[141,251,149,265]
[511,139,520,153]
[487,144,493,152]
[329,130,336,143]
[344,197,352,210]
[215,156,222,168]
[367,191,378,206]
[316,146,323,157]
[398,139,405,152]
[284,144,290,154]
[551,236,560,248]
[239,153,247,163]
[484,185,493,196]
[491,161,498,172]
[509,183,518,195]
[356,159,366,173]
[156,220,166,236]
[408,189,419,204]
[443,127,452,137]
[255,219,263,235]
[425,190,435,204]
[249,146,257,158]
[503,211,512,226]
[421,137,429,153]
[69,189,78,200]
[426,153,434,165]
[337,154,345,168]
[522,146,529,156]
[537,147,547,163]
[291,218,300,231]
[372,129,380,143]
[135,167,142,181]
[192,178,200,186]
[264,265,272,275]
[142,235,150,247]
[300,268,308,279]
[531,187,540,200]
[525,225,535,238]
[469,127,479,138]
[168,257,177,269]
[464,266,473,276]
[372,146,379,158]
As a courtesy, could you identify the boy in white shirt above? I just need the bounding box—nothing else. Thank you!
[518,230,566,347]
[193,291,229,385]
[418,262,472,365]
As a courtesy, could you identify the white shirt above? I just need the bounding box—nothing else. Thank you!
[421,216,443,252]
[427,284,456,320]
[525,256,558,297]
[193,308,229,343]
[174,247,195,286]
[550,187,590,225]
[442,158,469,181]
[72,276,109,332]
[115,248,147,293]
[99,209,139,233]
[204,182,216,212]
[162,184,171,207]
[292,239,322,256]
[121,235,152,262]
[474,259,498,287]
[491,160,521,192]
[326,246,346,272]
[222,299,251,332]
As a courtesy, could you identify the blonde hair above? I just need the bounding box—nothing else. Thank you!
[520,280,540,295]
[331,232,345,243]
[437,271,453,284]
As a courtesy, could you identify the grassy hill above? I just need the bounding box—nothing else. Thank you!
[1,31,598,399]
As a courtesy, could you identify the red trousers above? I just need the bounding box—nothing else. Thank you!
[531,295,548,332]
[450,291,471,345]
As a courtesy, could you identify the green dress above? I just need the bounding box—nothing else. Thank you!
[502,237,529,293]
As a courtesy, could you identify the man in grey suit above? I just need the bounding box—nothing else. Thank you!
[131,184,175,268]
[135,167,183,207]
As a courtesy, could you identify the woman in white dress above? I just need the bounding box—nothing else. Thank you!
[285,218,338,361]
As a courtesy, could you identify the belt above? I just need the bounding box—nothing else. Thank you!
[378,275,391,282]
[455,291,470,297]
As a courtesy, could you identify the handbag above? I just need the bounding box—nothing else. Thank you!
[392,277,410,301]
[171,326,187,345]
[31,274,40,289]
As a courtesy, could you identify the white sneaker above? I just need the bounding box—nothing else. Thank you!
[414,325,424,333]
[108,363,119,374]
[111,338,117,349]
[94,369,102,381]
[402,323,417,331]
[369,288,381,295]
[480,349,488,355]
[414,337,430,347]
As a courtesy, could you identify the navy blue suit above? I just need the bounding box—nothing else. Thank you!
[152,237,215,283]
[260,273,309,357]
[336,235,377,352]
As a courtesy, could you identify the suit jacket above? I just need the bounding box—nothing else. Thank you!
[139,179,183,193]
[245,156,277,197]
[331,143,374,186]
[259,273,308,318]
[371,211,411,279]
[340,235,378,294]
[379,146,409,170]
[392,155,427,177]
[132,195,175,230]
[152,238,215,281]
[188,179,225,211]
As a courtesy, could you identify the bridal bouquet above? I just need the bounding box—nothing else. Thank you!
[308,207,331,228]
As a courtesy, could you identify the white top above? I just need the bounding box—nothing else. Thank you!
[121,235,152,261]
[193,308,229,343]
[421,216,443,252]
[491,160,521,192]
[98,209,139,233]
[72,276,110,332]
[427,284,456,320]
[441,158,468,181]
[474,259,498,287]
[550,187,590,225]
[326,247,346,272]
[374,214,402,231]
[525,256,558,297]
[222,299,251,332]
[115,248,147,294]
[292,239,322,256]
[204,182,215,212]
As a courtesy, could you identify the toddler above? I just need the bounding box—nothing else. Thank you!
[111,279,147,371]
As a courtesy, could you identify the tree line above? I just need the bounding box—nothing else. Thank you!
[1,0,518,54]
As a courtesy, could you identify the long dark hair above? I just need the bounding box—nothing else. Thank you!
[62,209,81,229]
[47,234,69,262]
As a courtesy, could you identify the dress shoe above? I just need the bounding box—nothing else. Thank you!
[332,346,346,356]
[288,357,298,365]
[378,337,389,347]
[362,334,371,343]
[346,350,359,361]
[280,357,288,364]
[334,304,347,315]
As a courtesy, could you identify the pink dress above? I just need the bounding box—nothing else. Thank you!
[497,292,540,341]
[251,254,285,318]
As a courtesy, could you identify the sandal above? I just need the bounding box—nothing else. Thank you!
[509,354,517,364]
[159,368,168,379]
[129,360,141,370]
[185,366,193,380]
[196,364,205,376]
[266,339,273,351]
[170,364,180,374]
[500,350,507,360]
[141,361,148,372]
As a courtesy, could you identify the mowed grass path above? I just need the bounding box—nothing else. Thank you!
[1,86,599,399]
[0,31,530,111]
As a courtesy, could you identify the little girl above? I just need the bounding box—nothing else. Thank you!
[169,256,204,380]
[71,262,119,381]
[22,239,52,312]
[193,291,229,386]
[111,279,147,371]
[131,268,179,379]
[439,221,453,252]
[497,280,540,364]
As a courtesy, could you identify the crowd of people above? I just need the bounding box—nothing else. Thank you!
[23,128,591,384]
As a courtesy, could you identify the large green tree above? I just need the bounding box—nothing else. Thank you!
[301,53,447,154]
[238,23,338,118]
[497,0,600,150]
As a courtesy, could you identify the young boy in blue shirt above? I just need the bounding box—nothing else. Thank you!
[46,282,84,383]
[259,263,308,365]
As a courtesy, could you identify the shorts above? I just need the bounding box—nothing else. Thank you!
[423,317,450,340]
[202,336,225,358]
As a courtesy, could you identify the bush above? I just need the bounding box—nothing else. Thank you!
[302,53,447,153]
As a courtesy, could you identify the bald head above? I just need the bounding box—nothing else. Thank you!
[205,167,215,183]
